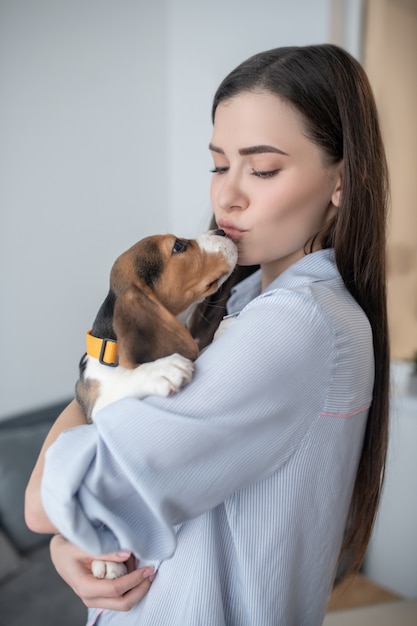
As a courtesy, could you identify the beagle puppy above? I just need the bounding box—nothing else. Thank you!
[75,229,237,580]
[76,229,237,424]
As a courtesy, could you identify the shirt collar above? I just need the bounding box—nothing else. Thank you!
[226,249,338,316]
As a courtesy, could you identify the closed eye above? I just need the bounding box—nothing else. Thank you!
[172,239,189,253]
[251,168,280,179]
[210,166,229,175]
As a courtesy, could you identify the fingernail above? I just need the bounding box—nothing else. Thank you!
[148,573,156,582]
[142,568,155,579]
[117,550,131,558]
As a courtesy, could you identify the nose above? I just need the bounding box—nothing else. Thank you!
[213,171,249,213]
[214,229,226,236]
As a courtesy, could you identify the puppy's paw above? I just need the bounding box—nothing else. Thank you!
[91,560,127,579]
[142,354,195,397]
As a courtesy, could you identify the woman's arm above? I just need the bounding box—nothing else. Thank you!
[40,292,340,560]
[26,403,156,610]
[25,399,88,533]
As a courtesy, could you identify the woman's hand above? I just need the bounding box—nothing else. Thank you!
[50,534,155,612]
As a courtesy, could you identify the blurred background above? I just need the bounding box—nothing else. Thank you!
[0,0,416,622]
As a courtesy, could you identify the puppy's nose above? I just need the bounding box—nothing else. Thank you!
[214,229,226,237]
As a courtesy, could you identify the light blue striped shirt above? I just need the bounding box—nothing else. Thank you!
[42,249,374,625]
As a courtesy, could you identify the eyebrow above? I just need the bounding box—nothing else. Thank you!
[209,143,289,156]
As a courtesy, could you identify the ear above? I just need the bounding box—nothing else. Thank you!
[113,284,199,368]
[91,290,117,339]
[331,161,343,208]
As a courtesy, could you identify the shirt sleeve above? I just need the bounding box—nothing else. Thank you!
[41,289,336,560]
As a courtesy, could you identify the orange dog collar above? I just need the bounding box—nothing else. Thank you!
[86,330,119,366]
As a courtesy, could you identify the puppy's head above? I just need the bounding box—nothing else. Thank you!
[107,230,237,366]
[110,230,238,315]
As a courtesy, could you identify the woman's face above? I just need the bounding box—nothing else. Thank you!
[210,91,342,288]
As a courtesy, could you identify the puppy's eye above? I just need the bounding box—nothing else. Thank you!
[172,239,188,254]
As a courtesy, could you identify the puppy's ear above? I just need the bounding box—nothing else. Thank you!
[113,285,199,368]
[91,290,117,340]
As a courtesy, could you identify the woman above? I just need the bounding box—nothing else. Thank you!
[25,44,390,625]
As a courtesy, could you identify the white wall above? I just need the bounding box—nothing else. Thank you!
[363,394,417,598]
[0,0,361,419]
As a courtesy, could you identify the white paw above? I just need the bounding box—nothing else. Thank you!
[142,354,195,397]
[91,560,127,579]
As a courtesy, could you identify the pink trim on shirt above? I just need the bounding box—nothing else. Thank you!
[87,609,104,626]
[321,404,371,418]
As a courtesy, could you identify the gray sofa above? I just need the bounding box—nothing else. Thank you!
[0,402,87,626]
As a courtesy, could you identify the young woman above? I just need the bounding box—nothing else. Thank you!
[25,44,390,625]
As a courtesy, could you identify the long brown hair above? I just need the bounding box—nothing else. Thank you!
[189,44,390,576]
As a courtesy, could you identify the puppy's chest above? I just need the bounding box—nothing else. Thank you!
[83,352,194,421]
[84,356,127,386]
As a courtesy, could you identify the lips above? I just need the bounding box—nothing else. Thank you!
[217,220,246,240]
